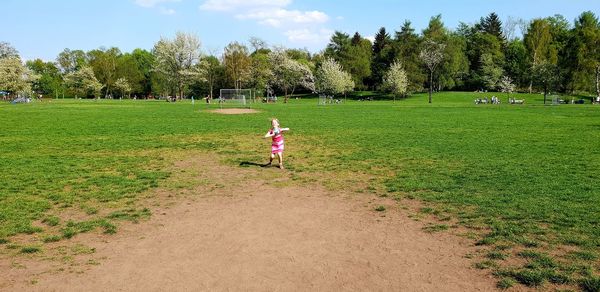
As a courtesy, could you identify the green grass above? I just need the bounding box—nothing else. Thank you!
[1,92,599,289]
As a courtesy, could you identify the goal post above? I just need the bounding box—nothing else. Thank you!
[218,89,253,108]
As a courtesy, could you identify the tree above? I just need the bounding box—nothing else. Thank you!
[393,21,425,92]
[56,48,87,74]
[222,42,251,90]
[315,58,354,98]
[504,39,529,89]
[524,19,555,92]
[346,34,372,90]
[568,11,600,96]
[498,75,516,100]
[268,49,314,102]
[248,51,272,99]
[153,32,203,99]
[0,57,32,97]
[383,60,408,101]
[533,62,559,104]
[0,42,19,59]
[88,47,121,98]
[248,37,267,53]
[114,77,132,99]
[478,12,504,42]
[480,53,504,90]
[371,27,393,89]
[26,59,63,98]
[198,55,224,100]
[420,40,445,103]
[64,66,103,99]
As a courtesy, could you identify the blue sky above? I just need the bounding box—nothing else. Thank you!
[2,0,598,61]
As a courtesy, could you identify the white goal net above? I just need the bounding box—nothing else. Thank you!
[218,89,253,108]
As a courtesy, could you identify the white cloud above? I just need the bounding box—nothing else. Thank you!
[285,28,333,43]
[159,7,176,15]
[135,0,180,8]
[236,9,329,28]
[365,35,375,43]
[199,0,290,11]
[336,16,344,20]
[199,0,333,49]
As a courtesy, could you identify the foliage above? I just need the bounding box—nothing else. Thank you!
[0,42,19,59]
[0,57,33,95]
[222,41,251,89]
[114,77,132,99]
[498,76,515,97]
[420,39,445,103]
[480,53,504,90]
[383,60,408,99]
[315,58,354,97]
[152,31,203,98]
[268,49,315,101]
[64,66,103,98]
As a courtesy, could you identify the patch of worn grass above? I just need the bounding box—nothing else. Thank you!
[374,205,386,212]
[20,246,41,254]
[422,223,449,233]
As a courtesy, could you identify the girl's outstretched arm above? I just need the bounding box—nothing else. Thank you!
[280,127,290,132]
[264,131,274,138]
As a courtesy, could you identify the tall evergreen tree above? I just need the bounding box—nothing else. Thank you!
[370,27,393,89]
[393,21,425,92]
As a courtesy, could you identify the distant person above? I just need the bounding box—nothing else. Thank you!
[264,118,289,169]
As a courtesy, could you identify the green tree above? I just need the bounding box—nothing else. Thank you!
[26,59,63,98]
[88,47,121,98]
[393,21,425,92]
[524,18,555,92]
[533,62,559,104]
[568,11,600,96]
[56,48,87,74]
[371,27,393,89]
[504,39,529,89]
[480,53,504,90]
[346,32,372,90]
[222,42,251,90]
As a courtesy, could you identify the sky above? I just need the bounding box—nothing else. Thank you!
[2,0,599,61]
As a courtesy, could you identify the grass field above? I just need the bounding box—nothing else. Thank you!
[1,91,599,289]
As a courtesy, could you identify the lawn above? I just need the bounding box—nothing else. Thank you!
[1,91,599,289]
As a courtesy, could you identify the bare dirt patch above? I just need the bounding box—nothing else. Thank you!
[1,155,497,291]
[209,108,259,114]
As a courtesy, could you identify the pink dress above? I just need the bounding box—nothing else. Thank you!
[270,129,284,154]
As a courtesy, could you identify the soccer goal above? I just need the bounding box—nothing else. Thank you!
[218,89,253,108]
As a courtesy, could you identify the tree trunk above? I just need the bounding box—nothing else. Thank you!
[528,81,533,94]
[284,87,288,103]
[596,65,600,96]
[543,84,547,105]
[428,71,433,104]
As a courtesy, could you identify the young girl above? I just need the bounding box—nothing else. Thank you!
[264,118,289,169]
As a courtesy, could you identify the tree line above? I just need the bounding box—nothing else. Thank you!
[1,11,599,102]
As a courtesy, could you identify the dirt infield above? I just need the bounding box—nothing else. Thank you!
[209,108,259,114]
[1,156,497,291]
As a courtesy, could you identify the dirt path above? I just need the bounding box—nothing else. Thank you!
[2,157,497,291]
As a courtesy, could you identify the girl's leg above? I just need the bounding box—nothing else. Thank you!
[277,152,283,169]
[267,153,274,165]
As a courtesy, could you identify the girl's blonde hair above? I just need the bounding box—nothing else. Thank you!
[271,118,279,127]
